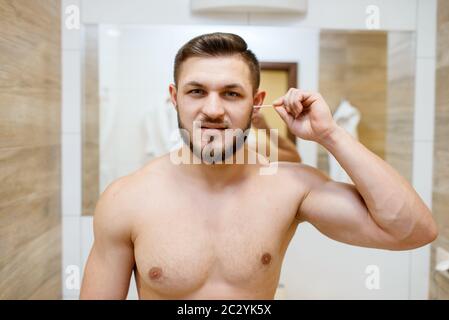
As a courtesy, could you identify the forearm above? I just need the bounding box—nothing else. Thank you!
[319,126,433,240]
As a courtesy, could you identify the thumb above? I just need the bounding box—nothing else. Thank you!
[272,96,284,106]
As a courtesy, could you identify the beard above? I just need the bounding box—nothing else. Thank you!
[177,112,252,164]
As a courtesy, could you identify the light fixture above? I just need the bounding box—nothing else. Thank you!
[191,0,308,14]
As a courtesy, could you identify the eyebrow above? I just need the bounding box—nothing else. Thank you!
[184,81,245,91]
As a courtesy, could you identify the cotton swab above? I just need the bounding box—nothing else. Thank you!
[253,104,275,108]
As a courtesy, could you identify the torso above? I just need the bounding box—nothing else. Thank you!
[124,153,307,299]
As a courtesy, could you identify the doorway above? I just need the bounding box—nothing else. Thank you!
[258,62,298,145]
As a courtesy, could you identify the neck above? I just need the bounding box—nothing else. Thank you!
[178,144,253,188]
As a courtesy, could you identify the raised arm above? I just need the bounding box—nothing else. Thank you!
[80,180,135,299]
[296,163,436,250]
[274,89,438,250]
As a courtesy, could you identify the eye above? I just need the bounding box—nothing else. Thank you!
[188,89,205,95]
[225,91,241,98]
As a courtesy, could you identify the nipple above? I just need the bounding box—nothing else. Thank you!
[149,267,163,280]
[261,253,272,265]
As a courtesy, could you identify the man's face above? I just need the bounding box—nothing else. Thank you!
[169,55,265,163]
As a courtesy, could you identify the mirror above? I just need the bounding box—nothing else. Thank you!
[80,24,417,300]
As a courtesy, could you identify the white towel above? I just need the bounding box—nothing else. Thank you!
[328,100,361,184]
[143,98,182,160]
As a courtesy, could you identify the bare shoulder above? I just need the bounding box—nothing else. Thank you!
[93,170,142,237]
[93,153,173,240]
[138,152,174,178]
[260,161,331,189]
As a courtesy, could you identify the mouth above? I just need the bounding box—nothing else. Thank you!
[200,123,227,130]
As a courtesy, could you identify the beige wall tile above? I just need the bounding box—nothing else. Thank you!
[430,0,449,300]
[318,31,388,173]
[0,0,61,299]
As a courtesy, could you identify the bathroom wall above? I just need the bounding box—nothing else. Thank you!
[64,0,436,300]
[0,0,61,299]
[82,25,99,216]
[317,31,387,173]
[385,32,416,182]
[81,0,418,31]
[430,0,449,300]
[318,30,416,183]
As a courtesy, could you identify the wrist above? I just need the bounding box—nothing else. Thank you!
[317,125,346,150]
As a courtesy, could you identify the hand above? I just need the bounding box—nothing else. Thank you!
[251,107,269,129]
[273,88,338,143]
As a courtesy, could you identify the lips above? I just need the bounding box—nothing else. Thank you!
[200,123,227,130]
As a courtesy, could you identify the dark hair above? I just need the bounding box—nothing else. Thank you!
[173,32,260,93]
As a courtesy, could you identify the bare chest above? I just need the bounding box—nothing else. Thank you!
[132,194,299,298]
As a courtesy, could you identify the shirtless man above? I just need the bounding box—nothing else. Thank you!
[80,32,437,300]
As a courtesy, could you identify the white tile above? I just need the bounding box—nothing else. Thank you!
[62,50,82,134]
[416,0,437,58]
[62,0,83,50]
[224,0,418,30]
[62,216,81,299]
[280,223,410,299]
[127,276,139,300]
[412,140,434,208]
[81,0,247,25]
[414,58,436,142]
[409,245,431,299]
[62,133,82,216]
[297,139,317,167]
[80,216,94,269]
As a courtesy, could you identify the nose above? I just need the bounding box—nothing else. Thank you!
[201,93,225,120]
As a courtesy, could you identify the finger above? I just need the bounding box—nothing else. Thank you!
[272,96,284,106]
[292,90,304,118]
[274,105,294,127]
[299,91,320,108]
[288,91,298,118]
[284,90,295,117]
[287,89,299,118]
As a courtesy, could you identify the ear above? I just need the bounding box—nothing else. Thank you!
[253,90,267,107]
[168,84,178,111]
